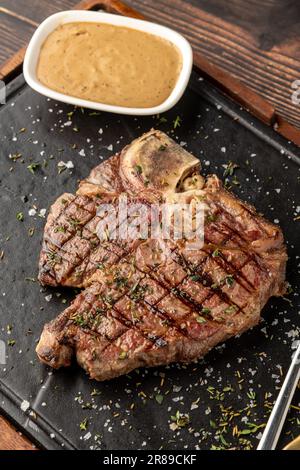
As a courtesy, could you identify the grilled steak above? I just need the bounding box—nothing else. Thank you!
[36,130,287,381]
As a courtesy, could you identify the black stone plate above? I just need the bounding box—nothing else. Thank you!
[0,72,299,450]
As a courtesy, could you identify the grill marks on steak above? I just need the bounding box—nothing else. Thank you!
[37,224,285,380]
[39,192,153,287]
[37,250,225,378]
[36,130,287,381]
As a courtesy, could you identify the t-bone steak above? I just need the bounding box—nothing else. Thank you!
[36,130,287,381]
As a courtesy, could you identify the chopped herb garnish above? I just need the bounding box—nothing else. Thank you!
[223,161,239,177]
[79,418,88,431]
[159,145,167,151]
[119,350,127,360]
[57,164,66,175]
[219,433,229,447]
[173,115,181,129]
[286,283,293,295]
[134,164,143,175]
[238,428,252,435]
[72,314,88,328]
[155,394,164,405]
[224,179,231,189]
[158,116,168,124]
[170,411,190,429]
[196,316,207,324]
[232,175,240,186]
[103,295,115,307]
[114,276,128,289]
[68,218,81,229]
[201,307,211,315]
[9,152,22,161]
[190,274,201,282]
[81,402,93,410]
[247,390,256,400]
[16,212,24,222]
[27,162,40,174]
[46,250,61,266]
[224,275,235,287]
[212,248,220,257]
[129,283,148,301]
[54,226,66,233]
[206,213,218,223]
[224,305,238,314]
[238,422,265,436]
[94,307,106,317]
[8,339,15,346]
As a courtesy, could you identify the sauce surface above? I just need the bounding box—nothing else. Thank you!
[37,22,182,108]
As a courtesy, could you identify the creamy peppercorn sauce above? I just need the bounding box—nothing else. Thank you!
[37,22,183,108]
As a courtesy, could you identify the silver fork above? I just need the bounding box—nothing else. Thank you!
[257,341,300,450]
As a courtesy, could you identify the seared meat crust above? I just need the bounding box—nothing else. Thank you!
[36,130,287,381]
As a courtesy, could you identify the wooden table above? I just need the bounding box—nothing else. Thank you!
[0,0,299,450]
[0,416,36,450]
[0,0,299,128]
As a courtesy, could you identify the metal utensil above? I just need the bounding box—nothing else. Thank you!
[257,342,300,450]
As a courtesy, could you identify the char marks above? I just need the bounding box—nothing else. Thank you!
[36,130,287,381]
